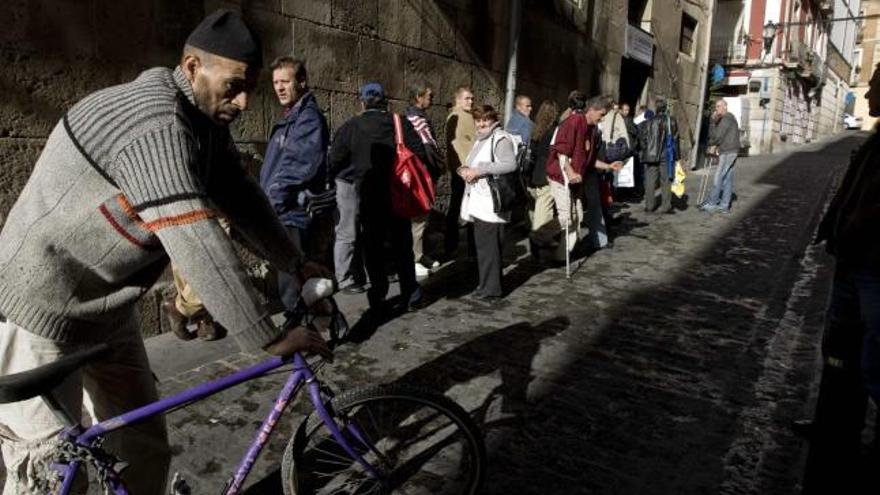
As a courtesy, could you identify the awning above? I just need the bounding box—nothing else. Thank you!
[721,69,751,86]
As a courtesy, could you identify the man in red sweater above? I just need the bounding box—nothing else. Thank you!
[546,92,622,258]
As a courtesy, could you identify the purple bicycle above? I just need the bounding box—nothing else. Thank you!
[0,297,486,494]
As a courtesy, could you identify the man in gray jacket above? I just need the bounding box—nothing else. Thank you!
[700,99,740,213]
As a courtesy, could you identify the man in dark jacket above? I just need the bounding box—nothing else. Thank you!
[800,64,880,494]
[638,99,679,214]
[330,82,429,314]
[260,57,330,316]
[700,99,740,213]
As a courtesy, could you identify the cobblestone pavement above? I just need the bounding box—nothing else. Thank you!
[2,133,867,494]
[153,133,868,495]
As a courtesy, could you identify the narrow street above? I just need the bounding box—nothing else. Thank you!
[144,132,868,494]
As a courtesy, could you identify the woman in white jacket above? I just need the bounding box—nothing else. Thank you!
[456,105,518,301]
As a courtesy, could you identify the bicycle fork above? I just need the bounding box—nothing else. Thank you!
[307,375,388,485]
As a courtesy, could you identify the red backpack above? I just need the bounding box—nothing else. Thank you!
[390,113,435,218]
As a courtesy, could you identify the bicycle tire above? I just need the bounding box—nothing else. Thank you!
[281,383,486,495]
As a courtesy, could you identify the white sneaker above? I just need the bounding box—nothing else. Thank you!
[415,263,430,277]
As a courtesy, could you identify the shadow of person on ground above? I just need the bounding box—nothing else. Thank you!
[391,316,570,426]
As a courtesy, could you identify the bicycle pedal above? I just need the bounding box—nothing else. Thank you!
[170,472,192,495]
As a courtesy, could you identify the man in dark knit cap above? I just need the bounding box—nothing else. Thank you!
[0,10,330,494]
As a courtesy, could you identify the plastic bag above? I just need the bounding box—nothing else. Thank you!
[671,161,687,198]
[613,157,635,188]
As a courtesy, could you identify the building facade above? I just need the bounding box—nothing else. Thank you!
[709,0,860,154]
[851,0,880,128]
[621,0,715,163]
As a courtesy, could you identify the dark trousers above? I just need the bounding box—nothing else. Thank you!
[634,157,645,196]
[803,261,880,494]
[445,174,475,256]
[362,206,419,309]
[278,224,319,314]
[473,219,504,297]
[582,168,609,248]
[644,162,672,212]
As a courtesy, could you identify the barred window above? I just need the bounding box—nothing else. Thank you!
[680,13,698,56]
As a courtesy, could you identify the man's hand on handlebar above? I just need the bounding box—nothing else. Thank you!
[296,261,333,286]
[264,325,333,361]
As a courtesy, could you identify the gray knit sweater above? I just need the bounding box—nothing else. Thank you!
[0,67,304,351]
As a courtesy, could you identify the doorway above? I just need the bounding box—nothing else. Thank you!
[619,56,652,109]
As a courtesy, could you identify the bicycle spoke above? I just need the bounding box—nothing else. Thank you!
[289,387,485,495]
[312,457,356,468]
[313,444,358,463]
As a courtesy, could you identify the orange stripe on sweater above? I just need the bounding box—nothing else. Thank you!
[116,194,149,231]
[116,194,216,232]
[144,209,216,231]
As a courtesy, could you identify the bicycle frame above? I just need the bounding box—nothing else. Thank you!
[54,353,383,495]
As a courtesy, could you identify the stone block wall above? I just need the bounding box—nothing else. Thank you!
[0,0,661,337]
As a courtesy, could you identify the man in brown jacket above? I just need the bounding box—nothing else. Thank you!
[445,86,476,258]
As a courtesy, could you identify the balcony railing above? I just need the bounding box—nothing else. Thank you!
[785,40,827,85]
[787,40,812,66]
[709,42,747,64]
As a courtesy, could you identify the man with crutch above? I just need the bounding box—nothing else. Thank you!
[547,91,589,274]
[699,99,740,213]
[547,93,622,277]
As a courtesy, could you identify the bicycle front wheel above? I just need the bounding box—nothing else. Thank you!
[281,383,486,495]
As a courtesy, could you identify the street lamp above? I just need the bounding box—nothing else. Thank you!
[762,21,778,55]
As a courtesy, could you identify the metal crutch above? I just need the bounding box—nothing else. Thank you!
[560,161,572,279]
[697,153,717,205]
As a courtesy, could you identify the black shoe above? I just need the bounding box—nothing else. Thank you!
[341,283,366,295]
[395,288,425,313]
[196,317,227,341]
[419,255,440,270]
[469,288,486,299]
[474,294,506,306]
[162,297,195,341]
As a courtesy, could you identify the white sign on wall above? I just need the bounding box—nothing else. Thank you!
[625,24,654,66]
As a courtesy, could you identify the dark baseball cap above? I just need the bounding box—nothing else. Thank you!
[359,82,386,102]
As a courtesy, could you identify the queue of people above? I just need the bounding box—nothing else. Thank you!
[225,65,696,317]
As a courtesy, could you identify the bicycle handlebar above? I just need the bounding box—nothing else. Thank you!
[280,293,350,353]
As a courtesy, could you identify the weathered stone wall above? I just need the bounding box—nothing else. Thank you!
[1,0,705,337]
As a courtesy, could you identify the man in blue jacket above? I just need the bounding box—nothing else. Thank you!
[506,94,534,144]
[260,57,330,316]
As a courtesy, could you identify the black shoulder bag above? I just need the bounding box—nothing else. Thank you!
[486,132,526,213]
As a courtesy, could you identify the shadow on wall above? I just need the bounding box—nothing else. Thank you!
[0,0,202,119]
[516,0,606,102]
